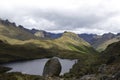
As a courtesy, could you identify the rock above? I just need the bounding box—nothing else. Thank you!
[43,57,62,77]
[112,71,120,80]
[79,74,114,80]
[0,66,12,73]
[99,75,110,80]
[44,76,62,80]
[106,56,116,64]
[79,74,97,80]
[98,64,107,74]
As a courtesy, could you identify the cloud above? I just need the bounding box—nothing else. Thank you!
[0,0,120,34]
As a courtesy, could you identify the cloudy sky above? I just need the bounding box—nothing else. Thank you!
[0,0,120,34]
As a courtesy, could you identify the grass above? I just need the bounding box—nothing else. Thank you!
[0,24,37,40]
[0,30,100,79]
[96,38,120,52]
[0,72,44,80]
[0,31,98,63]
[0,40,53,63]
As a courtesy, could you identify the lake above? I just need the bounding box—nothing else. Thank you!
[2,58,77,75]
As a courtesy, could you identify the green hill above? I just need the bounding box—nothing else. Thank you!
[0,40,52,63]
[101,41,120,64]
[96,37,120,51]
[0,19,99,79]
[0,19,98,62]
[0,19,37,40]
[0,31,98,63]
[100,41,120,74]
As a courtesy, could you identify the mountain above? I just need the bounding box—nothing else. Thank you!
[96,36,120,51]
[64,36,120,80]
[101,41,120,64]
[29,29,49,38]
[100,41,120,74]
[0,19,99,79]
[1,18,118,52]
[0,40,52,63]
[0,19,37,40]
[79,33,99,44]
[92,32,115,48]
[0,18,98,61]
[0,31,98,63]
[80,32,120,51]
[53,31,92,52]
[15,24,119,52]
[18,31,97,59]
[92,33,120,51]
[29,28,62,39]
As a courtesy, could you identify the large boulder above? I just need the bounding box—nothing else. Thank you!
[43,57,62,77]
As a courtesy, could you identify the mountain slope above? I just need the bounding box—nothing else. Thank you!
[0,40,52,63]
[32,32,95,52]
[101,41,120,63]
[18,32,98,59]
[80,33,120,51]
[0,19,37,40]
[0,31,98,62]
[29,28,62,39]
[92,33,115,48]
[0,19,98,61]
[54,32,91,51]
[100,41,120,74]
[79,33,98,44]
[96,36,120,51]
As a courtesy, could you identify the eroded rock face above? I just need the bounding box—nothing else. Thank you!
[43,57,62,77]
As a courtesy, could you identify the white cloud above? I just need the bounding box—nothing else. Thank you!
[21,17,56,30]
[0,0,120,34]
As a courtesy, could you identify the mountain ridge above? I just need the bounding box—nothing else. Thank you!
[0,18,119,52]
[0,19,38,40]
[0,18,98,61]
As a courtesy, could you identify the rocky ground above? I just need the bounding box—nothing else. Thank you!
[0,57,120,80]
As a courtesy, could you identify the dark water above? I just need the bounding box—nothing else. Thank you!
[2,58,77,75]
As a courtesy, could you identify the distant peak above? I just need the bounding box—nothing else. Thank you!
[63,31,78,37]
[61,31,82,40]
[0,19,17,27]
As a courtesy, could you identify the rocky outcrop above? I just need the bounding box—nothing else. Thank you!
[43,57,62,77]
[34,31,45,38]
[0,66,11,73]
[79,74,97,80]
[98,64,107,74]
[112,71,120,80]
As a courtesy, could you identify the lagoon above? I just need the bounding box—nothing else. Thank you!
[2,58,77,75]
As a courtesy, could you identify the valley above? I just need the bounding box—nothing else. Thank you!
[0,19,120,80]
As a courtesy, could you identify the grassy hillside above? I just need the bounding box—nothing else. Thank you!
[0,19,37,40]
[63,41,120,78]
[0,19,98,68]
[0,19,100,80]
[21,32,98,58]
[0,72,44,80]
[0,32,99,79]
[0,31,98,63]
[101,41,120,64]
[0,40,53,63]
[96,37,120,51]
[99,41,120,74]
